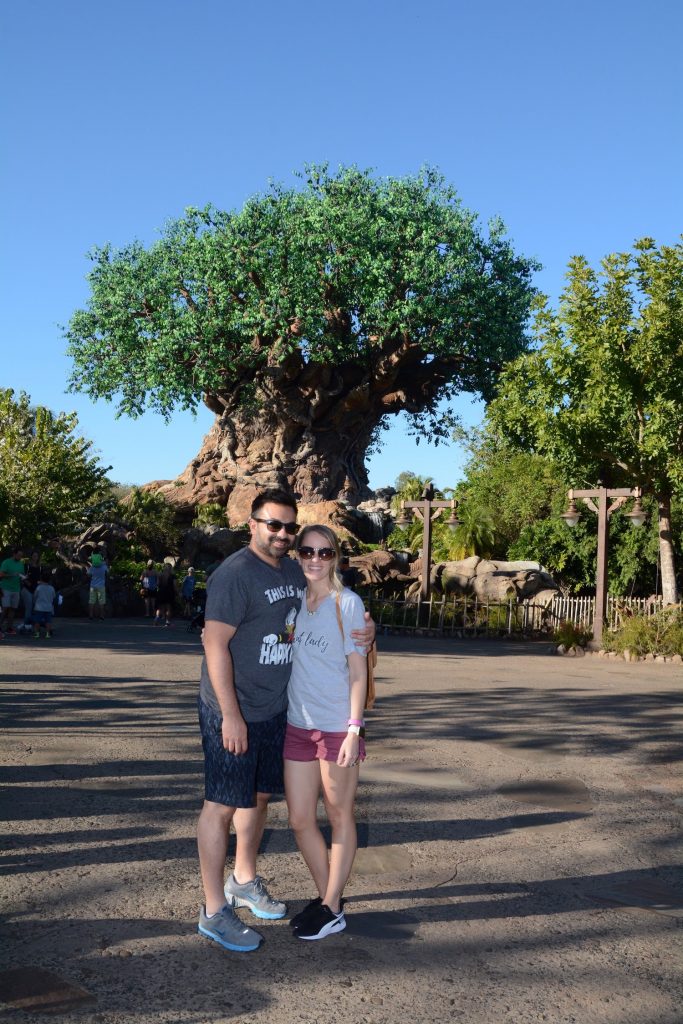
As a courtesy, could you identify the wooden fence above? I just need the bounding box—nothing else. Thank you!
[361,590,664,638]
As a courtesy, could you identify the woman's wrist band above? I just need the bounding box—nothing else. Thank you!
[348,718,364,727]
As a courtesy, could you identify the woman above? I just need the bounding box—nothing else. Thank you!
[140,560,159,618]
[284,524,367,941]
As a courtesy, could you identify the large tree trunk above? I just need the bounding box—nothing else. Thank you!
[151,398,376,524]
[147,336,470,523]
[658,494,678,605]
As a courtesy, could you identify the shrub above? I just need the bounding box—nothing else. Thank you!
[192,503,226,527]
[554,619,591,648]
[110,557,154,582]
[604,609,683,657]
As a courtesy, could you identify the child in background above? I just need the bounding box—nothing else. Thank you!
[33,571,57,638]
[87,553,108,621]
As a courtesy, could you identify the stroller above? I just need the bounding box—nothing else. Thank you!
[187,590,206,633]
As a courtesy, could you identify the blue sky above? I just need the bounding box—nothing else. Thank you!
[2,0,682,492]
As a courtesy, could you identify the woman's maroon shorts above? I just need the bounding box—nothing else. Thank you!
[284,723,366,763]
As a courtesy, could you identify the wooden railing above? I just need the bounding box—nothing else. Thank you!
[361,590,664,637]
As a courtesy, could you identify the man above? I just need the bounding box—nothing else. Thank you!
[0,547,25,636]
[197,489,374,952]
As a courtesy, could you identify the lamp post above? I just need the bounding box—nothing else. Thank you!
[395,482,460,600]
[561,485,646,646]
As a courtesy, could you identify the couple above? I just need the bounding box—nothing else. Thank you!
[197,489,372,950]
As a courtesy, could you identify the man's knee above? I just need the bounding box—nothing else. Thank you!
[200,799,236,825]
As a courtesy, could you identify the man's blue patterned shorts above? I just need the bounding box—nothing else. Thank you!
[198,697,286,808]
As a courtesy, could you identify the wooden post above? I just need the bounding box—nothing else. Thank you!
[593,485,609,646]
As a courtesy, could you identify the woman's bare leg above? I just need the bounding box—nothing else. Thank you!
[320,761,359,913]
[285,759,328,897]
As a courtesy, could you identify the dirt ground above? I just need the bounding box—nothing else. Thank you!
[1,618,682,1024]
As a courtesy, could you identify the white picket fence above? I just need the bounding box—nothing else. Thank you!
[362,590,664,637]
[548,594,663,631]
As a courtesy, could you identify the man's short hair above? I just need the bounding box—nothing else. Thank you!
[250,489,298,518]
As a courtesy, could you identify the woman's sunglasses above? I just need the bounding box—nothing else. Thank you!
[298,546,336,561]
[252,517,298,536]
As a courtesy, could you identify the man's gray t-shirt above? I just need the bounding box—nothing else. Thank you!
[199,547,305,722]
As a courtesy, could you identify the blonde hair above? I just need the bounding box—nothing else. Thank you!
[295,524,343,594]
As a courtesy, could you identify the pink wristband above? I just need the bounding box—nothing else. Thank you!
[348,718,364,727]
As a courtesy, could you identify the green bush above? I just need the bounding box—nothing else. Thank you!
[192,503,226,527]
[110,557,154,582]
[117,488,179,556]
[554,620,591,649]
[604,609,683,657]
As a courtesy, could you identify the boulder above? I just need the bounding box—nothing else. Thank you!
[430,557,560,604]
[471,573,518,601]
[179,526,248,569]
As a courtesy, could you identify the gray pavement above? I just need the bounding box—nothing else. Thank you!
[1,618,682,1024]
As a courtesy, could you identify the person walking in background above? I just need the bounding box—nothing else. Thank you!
[0,547,25,636]
[181,566,197,617]
[87,553,108,621]
[284,525,367,941]
[32,571,57,638]
[155,563,175,627]
[20,551,42,633]
[140,560,159,618]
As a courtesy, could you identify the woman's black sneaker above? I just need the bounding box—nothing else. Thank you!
[291,896,346,930]
[295,903,346,941]
[290,897,322,929]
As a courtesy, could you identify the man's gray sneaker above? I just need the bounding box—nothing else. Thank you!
[224,874,287,920]
[198,904,262,952]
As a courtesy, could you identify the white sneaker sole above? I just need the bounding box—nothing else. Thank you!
[296,915,346,940]
[197,923,261,952]
[225,893,287,920]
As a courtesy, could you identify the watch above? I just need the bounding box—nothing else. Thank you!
[347,724,363,736]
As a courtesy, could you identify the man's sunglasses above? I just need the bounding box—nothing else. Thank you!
[252,517,299,536]
[298,546,336,561]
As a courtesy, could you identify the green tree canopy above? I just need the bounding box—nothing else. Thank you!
[488,238,683,602]
[65,165,538,513]
[0,389,113,548]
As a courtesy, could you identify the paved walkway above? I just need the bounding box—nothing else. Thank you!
[1,619,682,1024]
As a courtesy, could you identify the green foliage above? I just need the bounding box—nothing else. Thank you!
[108,481,134,502]
[388,470,497,562]
[508,497,669,596]
[453,428,567,552]
[489,239,683,494]
[554,620,591,648]
[110,556,156,581]
[444,501,496,560]
[66,165,538,442]
[0,388,113,547]
[192,502,226,527]
[604,609,683,657]
[487,238,683,600]
[117,487,180,557]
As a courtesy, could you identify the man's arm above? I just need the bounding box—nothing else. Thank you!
[351,610,376,652]
[203,619,248,754]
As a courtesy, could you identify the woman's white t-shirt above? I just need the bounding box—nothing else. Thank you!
[287,588,366,732]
